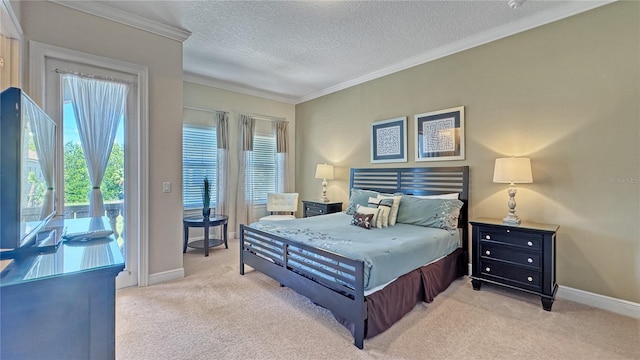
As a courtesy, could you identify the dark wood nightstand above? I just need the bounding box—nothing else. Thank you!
[470,217,559,311]
[302,200,343,217]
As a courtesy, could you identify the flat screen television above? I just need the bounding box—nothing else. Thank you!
[1,87,58,258]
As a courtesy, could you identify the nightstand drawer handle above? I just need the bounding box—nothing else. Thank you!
[527,258,533,263]
[527,276,533,282]
[527,241,533,247]
[319,209,323,213]
[506,229,510,233]
[485,267,491,272]
[485,235,491,240]
[485,250,491,255]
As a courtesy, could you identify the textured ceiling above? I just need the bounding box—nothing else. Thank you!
[85,0,612,103]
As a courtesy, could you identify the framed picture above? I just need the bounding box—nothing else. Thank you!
[371,117,407,163]
[415,106,465,161]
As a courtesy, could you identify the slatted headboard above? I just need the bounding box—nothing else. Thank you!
[349,166,470,262]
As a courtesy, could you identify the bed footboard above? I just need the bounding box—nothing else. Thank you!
[240,224,367,349]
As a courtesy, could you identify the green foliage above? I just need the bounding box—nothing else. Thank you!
[64,142,90,204]
[103,142,124,201]
[63,141,124,204]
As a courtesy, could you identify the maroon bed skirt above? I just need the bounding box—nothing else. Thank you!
[335,248,464,339]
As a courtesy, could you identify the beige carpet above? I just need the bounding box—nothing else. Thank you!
[116,238,640,360]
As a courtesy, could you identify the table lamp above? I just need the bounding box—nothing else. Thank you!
[315,163,334,202]
[493,157,533,225]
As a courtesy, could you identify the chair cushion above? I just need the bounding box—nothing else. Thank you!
[259,214,296,221]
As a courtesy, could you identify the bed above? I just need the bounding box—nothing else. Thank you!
[239,166,469,349]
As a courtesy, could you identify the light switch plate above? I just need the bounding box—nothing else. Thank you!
[162,182,171,193]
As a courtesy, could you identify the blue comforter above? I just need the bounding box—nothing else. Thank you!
[248,212,459,291]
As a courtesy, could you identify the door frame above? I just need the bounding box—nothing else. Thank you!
[29,40,150,286]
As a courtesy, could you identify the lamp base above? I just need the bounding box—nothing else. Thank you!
[502,214,521,225]
[320,178,329,202]
[503,185,522,225]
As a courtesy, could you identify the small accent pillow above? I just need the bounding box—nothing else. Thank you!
[351,212,374,229]
[367,197,393,228]
[355,204,380,227]
[378,194,402,226]
[396,195,463,232]
[345,189,380,215]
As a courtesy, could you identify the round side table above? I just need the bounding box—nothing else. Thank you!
[183,214,228,257]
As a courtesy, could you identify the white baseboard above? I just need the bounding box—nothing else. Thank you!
[147,267,184,286]
[557,285,640,319]
[466,263,639,319]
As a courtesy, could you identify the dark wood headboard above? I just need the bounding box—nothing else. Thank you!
[349,166,470,262]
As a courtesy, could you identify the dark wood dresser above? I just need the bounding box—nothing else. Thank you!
[470,217,559,311]
[0,217,124,360]
[302,200,343,217]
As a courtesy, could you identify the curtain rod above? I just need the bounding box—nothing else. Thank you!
[243,112,287,123]
[184,105,285,122]
[54,68,134,85]
[183,104,227,114]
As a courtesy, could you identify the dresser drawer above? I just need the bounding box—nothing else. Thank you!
[479,229,542,251]
[305,204,325,216]
[302,201,343,218]
[480,242,541,269]
[480,260,542,292]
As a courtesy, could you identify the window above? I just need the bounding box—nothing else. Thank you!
[246,133,281,204]
[183,125,216,209]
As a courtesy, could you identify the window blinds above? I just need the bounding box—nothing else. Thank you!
[182,125,217,209]
[246,134,280,204]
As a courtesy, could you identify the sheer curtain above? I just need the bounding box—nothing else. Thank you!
[236,114,255,229]
[274,120,290,192]
[214,111,229,216]
[26,101,56,219]
[63,74,129,217]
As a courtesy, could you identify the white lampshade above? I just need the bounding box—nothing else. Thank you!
[315,163,334,180]
[493,157,533,184]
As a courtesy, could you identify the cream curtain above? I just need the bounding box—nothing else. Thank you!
[64,74,129,217]
[274,120,290,192]
[214,111,229,217]
[236,114,255,229]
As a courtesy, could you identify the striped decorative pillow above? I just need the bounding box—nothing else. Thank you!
[367,197,393,228]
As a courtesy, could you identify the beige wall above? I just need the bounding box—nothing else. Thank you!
[20,1,185,277]
[183,81,296,233]
[296,2,640,303]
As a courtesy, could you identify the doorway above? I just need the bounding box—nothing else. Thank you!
[32,42,149,288]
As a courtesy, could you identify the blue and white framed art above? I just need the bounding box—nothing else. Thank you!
[415,106,465,162]
[371,117,407,163]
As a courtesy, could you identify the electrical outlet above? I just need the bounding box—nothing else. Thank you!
[162,182,171,193]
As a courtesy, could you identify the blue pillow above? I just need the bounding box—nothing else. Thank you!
[396,195,463,231]
[345,189,380,215]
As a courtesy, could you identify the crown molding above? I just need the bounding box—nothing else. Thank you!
[183,72,298,105]
[49,0,191,42]
[1,0,23,38]
[295,0,616,104]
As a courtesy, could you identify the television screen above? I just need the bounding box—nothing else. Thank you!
[1,87,57,257]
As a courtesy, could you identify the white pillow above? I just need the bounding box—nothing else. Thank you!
[367,197,391,228]
[377,194,402,226]
[415,193,459,200]
[355,204,380,228]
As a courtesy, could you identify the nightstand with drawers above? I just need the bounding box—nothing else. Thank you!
[302,200,343,217]
[470,218,559,311]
